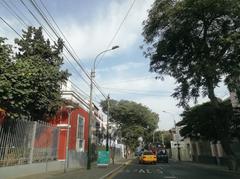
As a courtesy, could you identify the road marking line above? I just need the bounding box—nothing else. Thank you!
[99,165,124,179]
[139,169,146,173]
[102,159,132,179]
[164,176,177,179]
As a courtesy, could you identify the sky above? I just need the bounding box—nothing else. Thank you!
[0,0,229,130]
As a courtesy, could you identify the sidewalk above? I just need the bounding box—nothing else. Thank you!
[179,161,240,174]
[17,158,131,179]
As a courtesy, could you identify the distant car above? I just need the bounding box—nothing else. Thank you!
[157,149,168,163]
[135,149,143,157]
[139,151,157,164]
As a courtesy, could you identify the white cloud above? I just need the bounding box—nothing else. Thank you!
[60,0,154,60]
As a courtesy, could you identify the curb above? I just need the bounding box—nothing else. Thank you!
[99,160,132,179]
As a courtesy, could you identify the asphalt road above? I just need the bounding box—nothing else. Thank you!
[109,159,240,179]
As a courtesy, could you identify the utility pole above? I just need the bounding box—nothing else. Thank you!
[87,46,119,170]
[87,70,94,170]
[106,94,110,151]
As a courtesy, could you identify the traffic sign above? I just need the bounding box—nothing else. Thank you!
[97,150,110,167]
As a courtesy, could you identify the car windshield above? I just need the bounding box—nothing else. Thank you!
[143,152,154,155]
[158,150,167,154]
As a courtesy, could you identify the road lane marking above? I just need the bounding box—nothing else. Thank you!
[138,169,146,173]
[146,169,152,174]
[164,176,177,179]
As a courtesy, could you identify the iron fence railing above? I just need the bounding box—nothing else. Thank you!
[0,119,59,167]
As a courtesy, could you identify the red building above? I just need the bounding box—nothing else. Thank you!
[50,106,89,160]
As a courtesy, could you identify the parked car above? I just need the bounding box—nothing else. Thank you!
[157,149,168,163]
[139,151,157,164]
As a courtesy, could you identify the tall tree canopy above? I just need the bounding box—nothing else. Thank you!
[142,0,240,107]
[100,99,159,150]
[0,27,70,121]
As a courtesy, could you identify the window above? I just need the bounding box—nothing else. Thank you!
[76,115,84,152]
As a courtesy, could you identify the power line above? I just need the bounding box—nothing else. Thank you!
[3,0,109,102]
[19,0,90,90]
[101,87,170,94]
[0,6,91,103]
[101,76,154,85]
[101,87,171,96]
[69,80,89,99]
[97,0,137,65]
[8,0,32,25]
[104,90,171,97]
[20,0,57,41]
[37,0,86,69]
[29,0,108,100]
[1,0,28,27]
[0,17,22,38]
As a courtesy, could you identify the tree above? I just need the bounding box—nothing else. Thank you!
[100,99,159,150]
[0,27,70,121]
[142,0,240,107]
[154,130,172,149]
[178,100,240,169]
[179,100,234,142]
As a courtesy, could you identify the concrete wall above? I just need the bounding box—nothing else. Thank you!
[0,161,65,179]
[0,151,87,179]
[68,150,87,168]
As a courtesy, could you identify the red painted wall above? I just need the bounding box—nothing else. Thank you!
[49,106,89,160]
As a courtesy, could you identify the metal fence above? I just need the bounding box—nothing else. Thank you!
[0,118,59,167]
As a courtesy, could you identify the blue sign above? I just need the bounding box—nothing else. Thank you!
[97,150,110,166]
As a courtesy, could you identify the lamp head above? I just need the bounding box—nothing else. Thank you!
[111,45,119,50]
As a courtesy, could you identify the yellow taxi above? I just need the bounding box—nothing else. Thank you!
[139,151,157,164]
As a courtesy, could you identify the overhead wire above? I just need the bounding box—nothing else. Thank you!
[37,0,86,69]
[0,16,22,38]
[1,0,28,28]
[1,0,110,103]
[29,0,108,99]
[18,0,90,91]
[101,76,155,85]
[8,0,32,25]
[0,2,90,104]
[97,0,137,65]
[20,0,57,41]
[101,87,171,96]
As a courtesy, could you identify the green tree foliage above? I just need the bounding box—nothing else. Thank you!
[154,130,172,149]
[142,0,240,107]
[0,27,70,121]
[100,99,159,150]
[178,100,238,155]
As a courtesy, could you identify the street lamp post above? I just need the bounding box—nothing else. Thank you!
[106,94,110,151]
[162,110,181,161]
[87,46,119,170]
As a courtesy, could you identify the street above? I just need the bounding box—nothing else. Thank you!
[109,159,240,179]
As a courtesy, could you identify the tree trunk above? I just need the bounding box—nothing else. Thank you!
[206,79,219,106]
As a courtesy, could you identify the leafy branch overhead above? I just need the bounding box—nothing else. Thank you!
[142,0,240,107]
